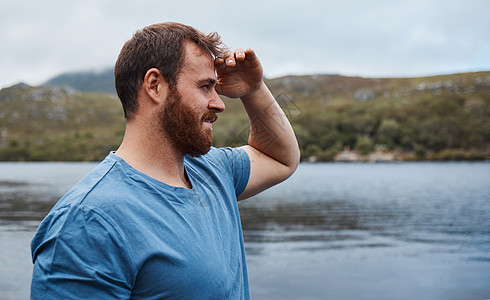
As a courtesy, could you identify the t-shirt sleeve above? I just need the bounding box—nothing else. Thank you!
[215,147,251,197]
[31,205,134,299]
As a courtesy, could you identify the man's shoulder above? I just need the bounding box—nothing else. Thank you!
[51,154,123,211]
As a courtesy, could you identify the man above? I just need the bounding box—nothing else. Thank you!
[31,22,299,299]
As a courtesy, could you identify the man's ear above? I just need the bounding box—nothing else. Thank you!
[143,68,168,104]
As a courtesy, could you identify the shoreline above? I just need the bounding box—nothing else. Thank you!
[306,148,490,163]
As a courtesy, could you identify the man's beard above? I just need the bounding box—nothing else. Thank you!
[159,89,216,157]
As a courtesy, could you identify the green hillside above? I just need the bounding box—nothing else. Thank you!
[1,71,489,161]
[0,83,124,161]
[263,72,490,161]
[44,68,116,94]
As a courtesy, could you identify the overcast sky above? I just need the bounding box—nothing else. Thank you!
[1,0,489,89]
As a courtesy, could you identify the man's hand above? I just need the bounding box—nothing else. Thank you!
[214,48,263,99]
[215,49,300,201]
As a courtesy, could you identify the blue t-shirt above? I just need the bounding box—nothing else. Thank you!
[31,147,251,299]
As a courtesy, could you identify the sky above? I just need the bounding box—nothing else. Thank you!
[1,0,489,89]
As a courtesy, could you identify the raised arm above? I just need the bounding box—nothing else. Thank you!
[215,48,300,200]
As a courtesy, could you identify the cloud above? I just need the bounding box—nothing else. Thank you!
[1,0,489,88]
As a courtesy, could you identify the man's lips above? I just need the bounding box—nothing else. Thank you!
[202,114,218,124]
[202,113,217,131]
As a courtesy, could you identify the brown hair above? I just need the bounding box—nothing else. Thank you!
[114,22,225,119]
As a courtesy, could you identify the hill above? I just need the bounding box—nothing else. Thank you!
[44,68,116,94]
[1,71,490,161]
[0,83,124,161]
[264,72,490,161]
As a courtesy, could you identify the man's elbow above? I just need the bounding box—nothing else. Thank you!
[289,143,301,173]
[279,148,301,182]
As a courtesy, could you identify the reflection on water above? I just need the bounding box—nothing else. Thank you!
[0,180,57,226]
[0,162,97,231]
[0,162,489,299]
[238,162,490,299]
[240,163,490,249]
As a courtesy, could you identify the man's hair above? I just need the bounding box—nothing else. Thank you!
[114,22,225,119]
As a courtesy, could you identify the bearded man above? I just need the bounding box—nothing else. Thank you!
[31,22,299,299]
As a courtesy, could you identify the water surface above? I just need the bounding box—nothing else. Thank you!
[0,162,489,299]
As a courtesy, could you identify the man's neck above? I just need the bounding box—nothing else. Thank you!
[115,122,192,189]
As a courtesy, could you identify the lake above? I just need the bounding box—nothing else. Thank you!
[0,161,489,299]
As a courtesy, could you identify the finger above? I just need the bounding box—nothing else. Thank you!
[215,51,234,67]
[235,48,246,61]
[214,57,227,71]
[244,48,256,61]
[215,57,225,64]
[220,50,236,67]
[226,57,236,67]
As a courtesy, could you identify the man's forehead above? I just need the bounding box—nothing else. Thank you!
[183,42,215,71]
[174,42,216,88]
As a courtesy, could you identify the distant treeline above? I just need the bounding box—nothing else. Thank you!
[290,93,489,161]
[214,73,490,161]
[1,71,489,161]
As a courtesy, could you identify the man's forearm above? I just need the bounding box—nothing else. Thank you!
[241,81,300,170]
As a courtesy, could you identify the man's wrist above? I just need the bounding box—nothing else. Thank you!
[240,81,267,102]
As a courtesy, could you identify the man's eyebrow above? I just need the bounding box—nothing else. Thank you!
[197,78,217,86]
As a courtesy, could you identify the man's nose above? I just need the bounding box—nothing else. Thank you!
[208,90,225,113]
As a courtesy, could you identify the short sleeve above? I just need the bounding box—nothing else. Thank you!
[31,205,135,299]
[215,147,250,197]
